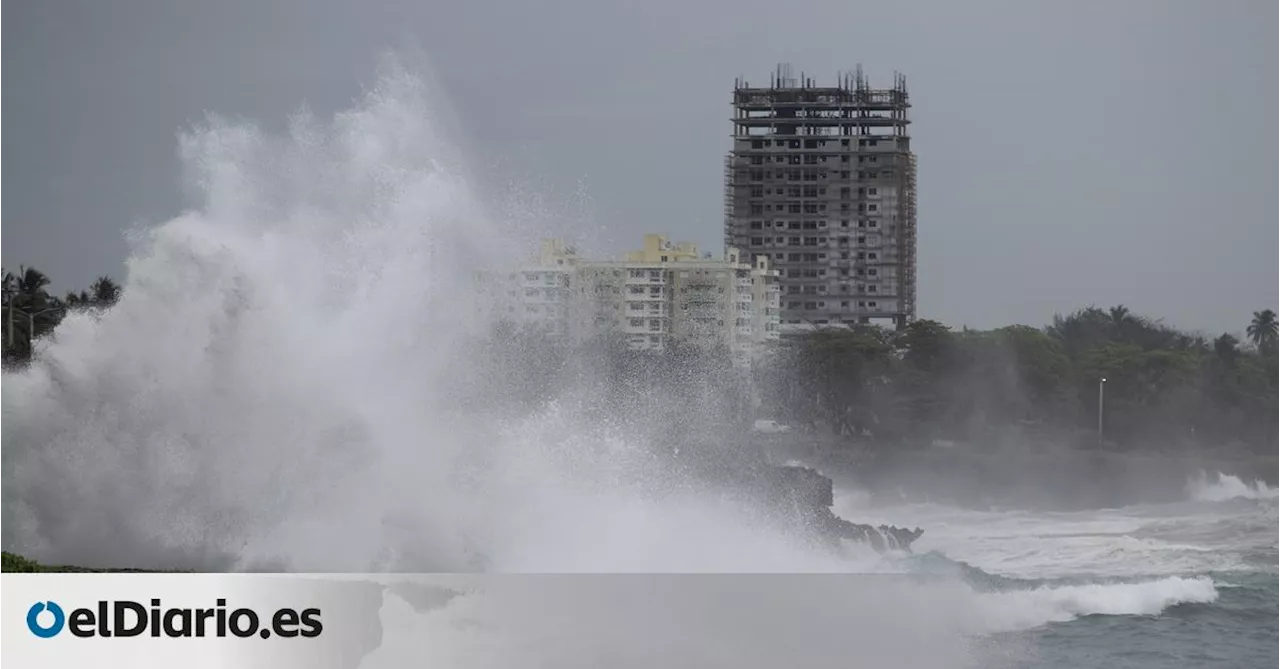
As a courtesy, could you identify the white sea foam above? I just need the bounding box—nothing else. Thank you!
[834,487,1277,580]
[1186,471,1279,502]
[971,576,1218,634]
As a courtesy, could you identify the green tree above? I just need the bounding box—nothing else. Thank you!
[1246,309,1277,355]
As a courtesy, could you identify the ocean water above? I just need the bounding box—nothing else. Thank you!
[838,472,1278,668]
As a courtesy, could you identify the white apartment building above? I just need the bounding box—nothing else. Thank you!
[478,239,579,337]
[479,234,781,367]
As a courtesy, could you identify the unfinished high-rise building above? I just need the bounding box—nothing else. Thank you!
[725,64,917,332]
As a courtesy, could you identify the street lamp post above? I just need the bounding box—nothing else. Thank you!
[1097,377,1107,446]
[28,307,62,337]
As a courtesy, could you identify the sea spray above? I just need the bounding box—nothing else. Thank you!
[0,56,871,576]
[1187,471,1279,503]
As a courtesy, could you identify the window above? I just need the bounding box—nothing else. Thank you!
[750,221,763,230]
[750,237,764,245]
[868,252,878,260]
[630,318,644,326]
[868,204,879,213]
[868,187,878,196]
[660,256,669,262]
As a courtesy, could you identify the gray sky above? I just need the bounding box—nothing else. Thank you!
[4,0,1276,333]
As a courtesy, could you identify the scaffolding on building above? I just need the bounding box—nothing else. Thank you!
[725,64,918,330]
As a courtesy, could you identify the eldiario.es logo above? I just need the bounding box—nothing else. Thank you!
[26,599,322,639]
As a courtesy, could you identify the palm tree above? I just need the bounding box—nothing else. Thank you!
[15,266,51,296]
[90,276,121,307]
[64,290,91,307]
[2,265,61,360]
[1247,309,1278,355]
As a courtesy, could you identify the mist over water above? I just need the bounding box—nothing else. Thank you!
[2,58,1271,667]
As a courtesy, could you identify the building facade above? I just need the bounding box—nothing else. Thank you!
[480,235,781,366]
[724,64,918,333]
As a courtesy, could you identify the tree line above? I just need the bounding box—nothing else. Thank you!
[2,266,121,364]
[756,306,1277,453]
[465,305,1276,454]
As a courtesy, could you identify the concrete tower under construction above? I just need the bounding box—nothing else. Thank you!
[724,64,917,332]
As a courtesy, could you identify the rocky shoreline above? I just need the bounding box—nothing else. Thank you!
[666,435,924,554]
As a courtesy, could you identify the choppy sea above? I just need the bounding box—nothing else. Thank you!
[840,471,1278,668]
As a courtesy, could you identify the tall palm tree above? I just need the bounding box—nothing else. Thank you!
[15,266,51,296]
[3,265,61,359]
[1247,309,1278,354]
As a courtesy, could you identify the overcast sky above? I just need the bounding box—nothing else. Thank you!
[4,0,1276,333]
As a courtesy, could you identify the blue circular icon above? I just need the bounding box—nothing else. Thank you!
[27,601,65,638]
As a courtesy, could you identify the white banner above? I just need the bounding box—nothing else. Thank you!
[5,573,993,668]
[3,573,414,669]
